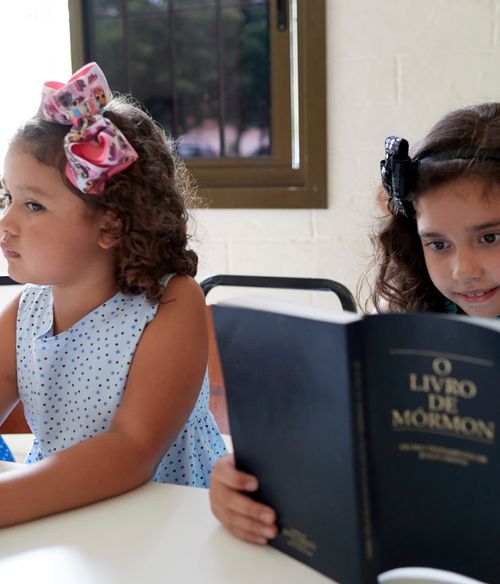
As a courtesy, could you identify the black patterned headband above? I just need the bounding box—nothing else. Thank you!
[380,136,500,217]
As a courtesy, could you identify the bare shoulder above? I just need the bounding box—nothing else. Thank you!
[161,275,205,303]
[156,275,205,317]
[144,276,207,341]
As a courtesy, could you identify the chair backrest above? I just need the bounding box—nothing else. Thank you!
[201,274,357,312]
[202,275,357,434]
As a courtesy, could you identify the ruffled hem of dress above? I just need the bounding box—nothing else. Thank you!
[152,414,227,488]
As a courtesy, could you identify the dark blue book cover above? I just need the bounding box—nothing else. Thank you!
[212,300,498,584]
[212,301,376,583]
[361,314,498,583]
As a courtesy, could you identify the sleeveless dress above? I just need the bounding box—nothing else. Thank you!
[16,279,227,487]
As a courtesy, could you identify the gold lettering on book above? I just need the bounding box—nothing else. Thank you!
[399,443,488,466]
[392,410,495,442]
[281,527,317,558]
[409,373,477,398]
[431,357,452,376]
[392,357,495,444]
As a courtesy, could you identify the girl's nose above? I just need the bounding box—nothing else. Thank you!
[0,206,18,238]
[452,250,483,283]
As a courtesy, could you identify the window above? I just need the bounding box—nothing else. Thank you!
[69,0,326,208]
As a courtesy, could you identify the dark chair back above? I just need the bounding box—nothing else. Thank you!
[201,274,357,434]
[201,274,357,312]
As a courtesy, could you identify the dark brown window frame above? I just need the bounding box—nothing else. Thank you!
[68,0,326,209]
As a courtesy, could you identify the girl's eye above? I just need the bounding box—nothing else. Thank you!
[26,201,44,212]
[481,233,500,244]
[426,240,449,251]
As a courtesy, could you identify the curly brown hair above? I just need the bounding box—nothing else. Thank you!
[369,102,500,313]
[11,96,198,302]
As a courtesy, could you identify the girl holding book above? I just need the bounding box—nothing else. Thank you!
[209,101,500,543]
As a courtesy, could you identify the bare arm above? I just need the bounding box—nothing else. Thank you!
[0,293,21,424]
[0,276,207,527]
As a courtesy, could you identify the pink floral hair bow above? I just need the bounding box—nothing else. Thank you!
[38,62,138,194]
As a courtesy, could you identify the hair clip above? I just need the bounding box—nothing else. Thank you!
[381,138,500,218]
[38,62,138,195]
[380,136,416,218]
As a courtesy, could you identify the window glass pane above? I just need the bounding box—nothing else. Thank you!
[92,0,122,17]
[86,0,270,160]
[128,15,172,133]
[222,1,270,157]
[128,0,169,12]
[178,0,216,8]
[175,6,220,157]
[93,17,126,90]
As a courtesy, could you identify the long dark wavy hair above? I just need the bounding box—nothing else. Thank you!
[12,96,198,302]
[369,102,500,313]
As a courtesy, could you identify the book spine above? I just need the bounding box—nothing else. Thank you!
[353,359,375,561]
[349,325,379,583]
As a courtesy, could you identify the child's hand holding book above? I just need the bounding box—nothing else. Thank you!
[209,453,278,545]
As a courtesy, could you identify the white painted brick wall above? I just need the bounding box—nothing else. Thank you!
[1,0,500,308]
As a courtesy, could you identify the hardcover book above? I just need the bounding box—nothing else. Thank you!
[211,297,498,584]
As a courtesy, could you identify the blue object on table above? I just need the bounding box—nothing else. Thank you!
[0,435,14,462]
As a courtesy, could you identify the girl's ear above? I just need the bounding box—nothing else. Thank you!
[98,211,122,249]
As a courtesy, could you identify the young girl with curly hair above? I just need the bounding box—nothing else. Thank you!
[209,101,500,544]
[371,102,500,316]
[0,62,226,526]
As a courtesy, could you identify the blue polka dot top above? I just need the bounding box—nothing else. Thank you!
[16,279,227,487]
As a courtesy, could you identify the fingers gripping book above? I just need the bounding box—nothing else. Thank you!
[212,297,498,584]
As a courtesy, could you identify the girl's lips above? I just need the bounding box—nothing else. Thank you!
[455,287,498,303]
[0,244,19,259]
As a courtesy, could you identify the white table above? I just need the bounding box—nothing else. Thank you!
[0,462,484,584]
[0,462,333,584]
